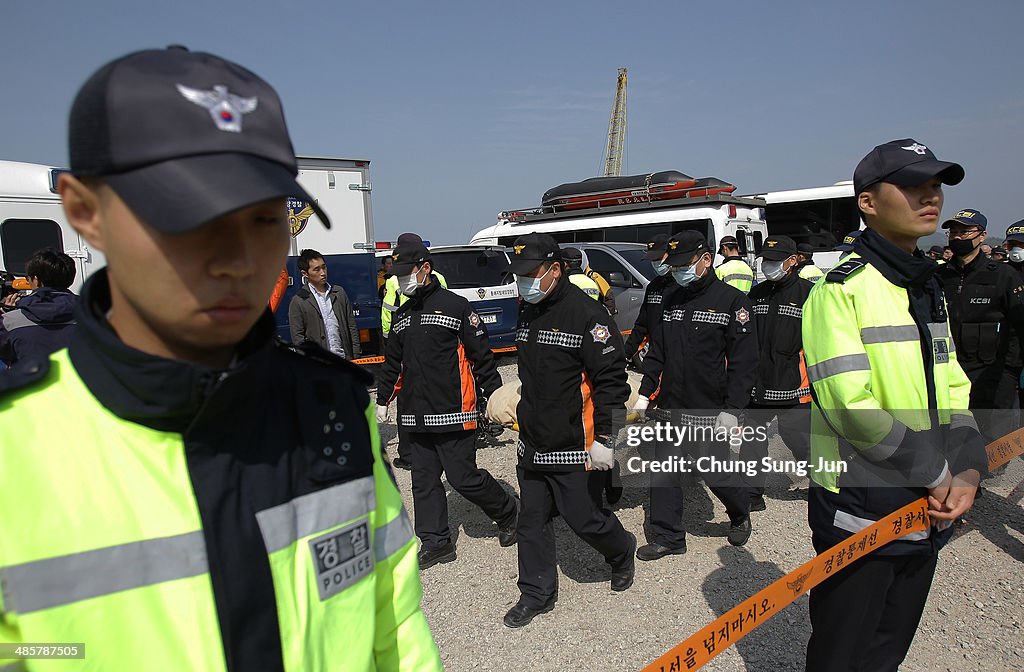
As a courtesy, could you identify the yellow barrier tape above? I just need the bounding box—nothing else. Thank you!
[641,426,1024,672]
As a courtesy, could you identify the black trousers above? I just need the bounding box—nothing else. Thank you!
[516,466,634,608]
[408,430,516,550]
[740,402,811,495]
[805,553,937,672]
[397,423,410,461]
[964,364,1022,444]
[648,436,751,550]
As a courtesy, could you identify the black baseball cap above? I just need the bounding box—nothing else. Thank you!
[509,233,561,275]
[1005,220,1024,243]
[928,245,945,254]
[853,138,964,195]
[665,231,709,266]
[759,235,798,261]
[836,230,863,252]
[644,233,671,260]
[719,235,739,248]
[391,242,431,275]
[561,247,583,262]
[69,46,330,233]
[397,232,423,244]
[941,208,987,230]
[796,243,814,255]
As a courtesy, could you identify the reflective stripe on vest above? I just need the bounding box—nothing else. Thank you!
[0,531,207,615]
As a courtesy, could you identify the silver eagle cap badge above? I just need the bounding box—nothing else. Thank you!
[176,84,258,133]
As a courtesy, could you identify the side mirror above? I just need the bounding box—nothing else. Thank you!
[607,271,631,288]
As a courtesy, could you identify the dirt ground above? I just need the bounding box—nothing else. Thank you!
[379,359,1024,671]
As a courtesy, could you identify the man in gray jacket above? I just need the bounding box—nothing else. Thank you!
[288,248,360,359]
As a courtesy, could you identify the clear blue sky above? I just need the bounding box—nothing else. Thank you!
[3,1,1022,247]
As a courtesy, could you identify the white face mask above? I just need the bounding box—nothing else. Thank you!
[399,266,425,296]
[1009,248,1024,263]
[762,260,787,281]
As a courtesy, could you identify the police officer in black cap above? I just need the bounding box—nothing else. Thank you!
[376,241,519,570]
[633,230,758,558]
[498,233,635,627]
[937,209,1024,444]
[623,233,676,363]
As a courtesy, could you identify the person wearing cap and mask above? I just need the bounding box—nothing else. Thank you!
[1006,221,1024,407]
[1005,220,1024,280]
[375,242,519,571]
[0,47,442,670]
[561,247,602,302]
[380,232,447,342]
[740,236,815,508]
[796,243,825,282]
[936,209,1024,445]
[623,233,676,363]
[496,233,635,628]
[633,230,759,558]
[714,235,754,294]
[379,232,447,470]
[990,246,1008,262]
[927,245,946,264]
[802,139,987,671]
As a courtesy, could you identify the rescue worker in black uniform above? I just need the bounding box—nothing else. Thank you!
[740,236,815,509]
[937,209,1024,444]
[1006,221,1024,407]
[633,231,758,559]
[498,233,635,628]
[377,242,519,569]
[623,233,675,363]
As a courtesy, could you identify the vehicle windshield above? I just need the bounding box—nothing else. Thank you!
[429,250,513,289]
[615,248,657,281]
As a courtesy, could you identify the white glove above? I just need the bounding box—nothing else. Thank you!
[587,440,614,471]
[715,411,738,432]
[633,396,650,413]
[375,404,389,424]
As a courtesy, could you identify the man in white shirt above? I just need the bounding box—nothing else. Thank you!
[288,248,360,359]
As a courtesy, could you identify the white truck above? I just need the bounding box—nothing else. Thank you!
[0,157,388,352]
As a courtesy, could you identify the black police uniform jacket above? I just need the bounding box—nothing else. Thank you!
[937,253,1024,373]
[377,278,502,433]
[6,270,381,671]
[515,278,629,472]
[639,272,758,411]
[623,274,675,360]
[748,270,815,406]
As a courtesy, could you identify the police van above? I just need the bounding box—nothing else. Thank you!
[0,157,389,353]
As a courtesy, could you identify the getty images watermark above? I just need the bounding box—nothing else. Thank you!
[620,421,847,478]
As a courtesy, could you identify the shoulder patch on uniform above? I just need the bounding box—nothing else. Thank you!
[0,356,51,397]
[590,323,611,344]
[276,340,373,386]
[735,308,750,324]
[468,312,481,327]
[825,259,867,283]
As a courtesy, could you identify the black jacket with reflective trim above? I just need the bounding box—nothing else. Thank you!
[515,277,629,471]
[623,274,675,360]
[58,270,376,671]
[748,271,814,406]
[937,253,1024,371]
[640,272,758,411]
[376,279,501,433]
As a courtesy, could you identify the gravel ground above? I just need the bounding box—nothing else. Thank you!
[378,357,1024,671]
